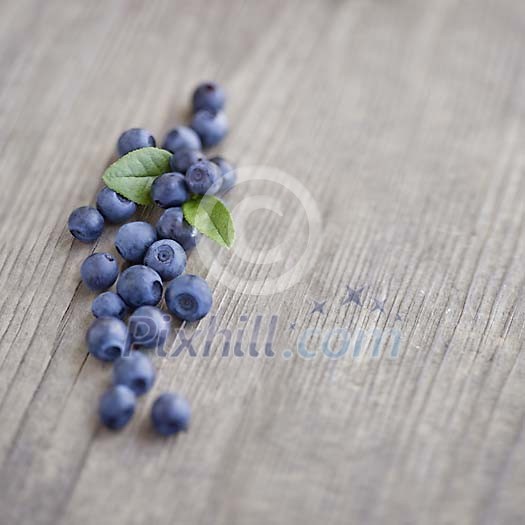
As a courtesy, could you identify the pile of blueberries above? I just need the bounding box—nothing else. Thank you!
[67,82,234,435]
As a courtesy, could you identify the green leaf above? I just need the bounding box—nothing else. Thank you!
[183,195,235,248]
[102,147,172,205]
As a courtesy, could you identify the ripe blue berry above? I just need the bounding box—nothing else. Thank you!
[92,291,127,319]
[115,221,157,263]
[113,352,156,396]
[210,156,237,193]
[68,206,104,243]
[165,274,212,322]
[156,207,200,251]
[151,172,189,208]
[192,82,225,113]
[128,306,171,350]
[116,265,163,308]
[96,187,136,223]
[151,392,191,436]
[191,110,228,148]
[99,385,136,430]
[117,128,155,156]
[185,160,221,195]
[163,126,202,153]
[86,317,128,362]
[80,252,119,291]
[169,148,205,174]
[144,239,186,281]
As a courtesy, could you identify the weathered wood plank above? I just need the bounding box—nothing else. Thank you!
[0,0,525,524]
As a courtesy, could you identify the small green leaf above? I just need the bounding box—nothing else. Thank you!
[183,195,235,248]
[102,147,172,205]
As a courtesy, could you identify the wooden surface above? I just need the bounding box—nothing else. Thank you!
[1,0,525,523]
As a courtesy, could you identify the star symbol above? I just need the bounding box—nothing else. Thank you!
[311,300,326,314]
[341,286,365,307]
[371,298,386,314]
[395,313,403,322]
[289,322,296,331]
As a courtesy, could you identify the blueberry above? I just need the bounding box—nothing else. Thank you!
[191,110,228,148]
[116,265,163,308]
[115,221,157,263]
[165,274,212,322]
[86,317,128,362]
[96,187,136,223]
[185,160,221,195]
[144,239,186,281]
[117,128,156,156]
[210,156,237,193]
[80,253,119,291]
[169,148,205,174]
[128,305,171,349]
[68,206,104,243]
[192,82,225,113]
[99,385,136,430]
[151,392,191,436]
[92,291,127,319]
[163,126,202,153]
[151,172,189,208]
[113,352,156,396]
[156,207,200,251]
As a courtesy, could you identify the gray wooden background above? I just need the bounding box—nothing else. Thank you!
[1,0,525,524]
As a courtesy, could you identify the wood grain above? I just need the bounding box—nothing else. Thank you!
[1,0,525,523]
